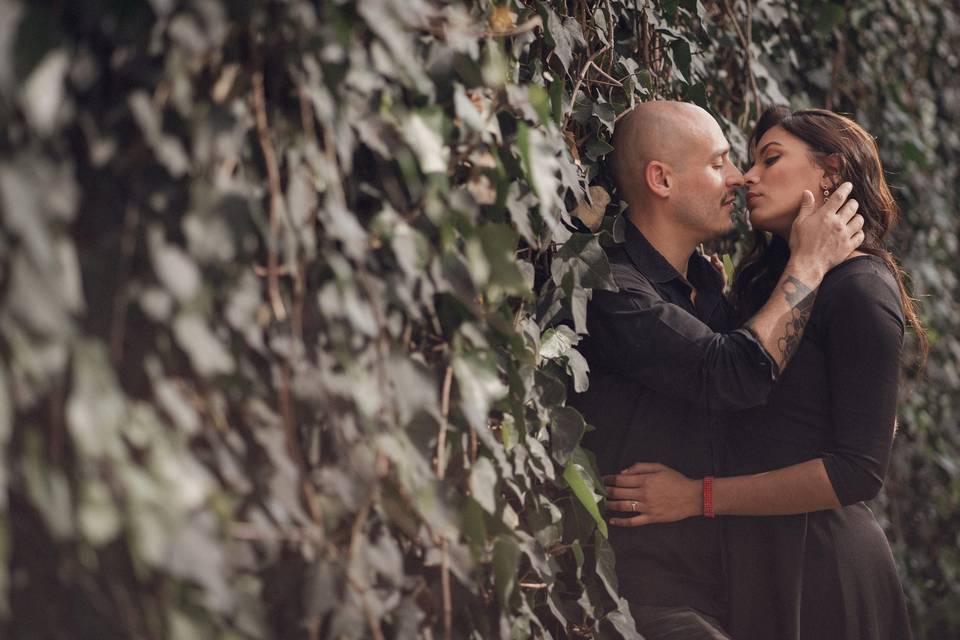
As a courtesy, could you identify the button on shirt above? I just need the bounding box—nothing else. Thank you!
[573,218,778,618]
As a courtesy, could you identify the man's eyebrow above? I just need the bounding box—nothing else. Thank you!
[713,146,730,158]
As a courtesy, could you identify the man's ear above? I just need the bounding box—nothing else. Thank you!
[645,160,673,197]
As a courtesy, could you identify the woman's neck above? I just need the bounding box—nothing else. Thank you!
[772,227,868,262]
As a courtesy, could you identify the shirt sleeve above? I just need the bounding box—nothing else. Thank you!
[585,273,778,412]
[819,271,906,506]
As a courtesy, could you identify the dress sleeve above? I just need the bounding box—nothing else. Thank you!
[820,270,906,505]
[585,273,778,412]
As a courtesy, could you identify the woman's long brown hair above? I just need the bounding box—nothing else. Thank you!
[733,106,928,365]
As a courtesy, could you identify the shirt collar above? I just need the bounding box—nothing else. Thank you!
[622,216,724,294]
[623,217,683,285]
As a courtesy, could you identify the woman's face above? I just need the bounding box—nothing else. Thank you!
[743,124,833,237]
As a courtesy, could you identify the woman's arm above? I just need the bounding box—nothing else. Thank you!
[817,269,905,504]
[603,267,906,526]
[603,459,840,526]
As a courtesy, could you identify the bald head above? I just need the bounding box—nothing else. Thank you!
[612,101,725,202]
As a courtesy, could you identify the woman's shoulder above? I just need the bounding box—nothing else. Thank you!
[822,254,898,293]
[818,254,905,326]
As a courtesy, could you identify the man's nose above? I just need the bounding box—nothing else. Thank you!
[726,164,745,188]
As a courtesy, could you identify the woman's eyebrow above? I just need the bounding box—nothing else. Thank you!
[758,140,782,156]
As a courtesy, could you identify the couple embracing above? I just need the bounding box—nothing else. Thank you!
[573,101,922,639]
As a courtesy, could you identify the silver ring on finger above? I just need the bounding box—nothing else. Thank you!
[631,501,640,512]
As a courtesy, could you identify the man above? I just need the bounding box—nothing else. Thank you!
[572,101,863,638]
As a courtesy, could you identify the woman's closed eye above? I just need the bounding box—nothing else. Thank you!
[763,155,780,167]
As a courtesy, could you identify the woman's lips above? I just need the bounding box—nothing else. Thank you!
[746,192,760,203]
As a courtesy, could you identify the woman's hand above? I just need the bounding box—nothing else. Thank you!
[602,463,702,527]
[705,250,728,290]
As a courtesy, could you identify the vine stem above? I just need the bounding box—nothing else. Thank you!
[441,539,452,639]
[348,488,386,640]
[436,364,454,640]
[436,365,454,477]
[604,0,615,73]
[109,204,139,364]
[251,33,324,527]
[250,36,287,322]
[564,45,612,130]
[586,61,621,86]
[293,88,318,344]
[722,0,761,127]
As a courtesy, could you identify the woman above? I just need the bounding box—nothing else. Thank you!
[602,106,925,639]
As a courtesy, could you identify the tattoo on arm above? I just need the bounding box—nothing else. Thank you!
[776,276,816,366]
[782,276,815,310]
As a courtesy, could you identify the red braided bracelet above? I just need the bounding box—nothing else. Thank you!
[703,476,715,518]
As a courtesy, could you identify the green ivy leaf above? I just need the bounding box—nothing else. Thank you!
[540,325,577,360]
[478,223,528,298]
[671,39,692,83]
[453,351,508,432]
[469,456,499,514]
[551,232,617,291]
[592,98,616,135]
[565,347,590,393]
[585,136,615,161]
[542,8,586,74]
[493,534,520,607]
[403,109,449,174]
[549,406,585,466]
[562,446,608,538]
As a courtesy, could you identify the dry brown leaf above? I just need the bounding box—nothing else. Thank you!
[488,6,517,34]
[573,185,610,232]
[466,174,497,205]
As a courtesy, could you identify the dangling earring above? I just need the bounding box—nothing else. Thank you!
[822,186,830,203]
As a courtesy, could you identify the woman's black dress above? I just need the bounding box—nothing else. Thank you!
[723,256,913,639]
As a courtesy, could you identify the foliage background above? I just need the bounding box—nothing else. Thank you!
[0,0,956,638]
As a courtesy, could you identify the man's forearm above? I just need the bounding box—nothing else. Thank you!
[714,458,841,516]
[744,261,822,374]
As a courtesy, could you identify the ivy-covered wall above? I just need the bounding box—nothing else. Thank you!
[0,1,956,638]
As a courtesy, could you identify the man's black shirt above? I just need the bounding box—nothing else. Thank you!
[573,218,777,617]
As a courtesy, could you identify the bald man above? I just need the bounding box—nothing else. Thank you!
[572,102,864,638]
